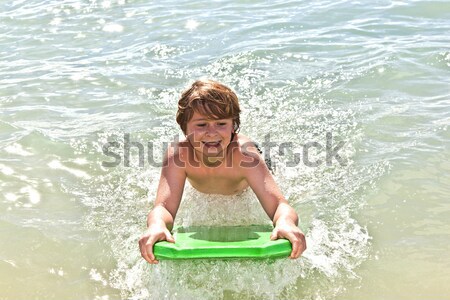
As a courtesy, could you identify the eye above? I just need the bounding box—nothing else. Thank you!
[217,122,227,126]
[196,123,206,127]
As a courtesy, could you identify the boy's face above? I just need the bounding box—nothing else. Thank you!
[185,111,234,158]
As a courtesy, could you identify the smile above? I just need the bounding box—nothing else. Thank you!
[202,141,221,148]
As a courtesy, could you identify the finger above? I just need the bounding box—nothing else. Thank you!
[164,230,175,243]
[289,237,300,259]
[279,231,299,259]
[145,247,158,264]
[292,234,307,258]
[145,237,159,264]
[139,239,154,264]
[139,234,159,264]
[298,235,307,256]
[270,229,278,240]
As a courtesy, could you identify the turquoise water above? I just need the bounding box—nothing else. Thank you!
[1,0,449,299]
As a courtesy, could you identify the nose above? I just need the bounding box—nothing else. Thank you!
[205,124,217,136]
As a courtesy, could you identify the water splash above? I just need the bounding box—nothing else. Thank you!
[80,52,387,298]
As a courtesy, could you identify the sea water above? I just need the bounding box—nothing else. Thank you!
[0,0,449,299]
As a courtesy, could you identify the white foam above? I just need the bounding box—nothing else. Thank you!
[185,19,199,30]
[49,17,62,26]
[49,267,64,277]
[101,1,111,9]
[4,143,33,156]
[89,268,108,286]
[102,23,124,33]
[4,260,17,268]
[5,193,18,202]
[0,164,14,175]
[83,52,386,299]
[73,158,88,165]
[48,159,91,179]
[20,186,41,204]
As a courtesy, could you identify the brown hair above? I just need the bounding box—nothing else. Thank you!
[176,79,241,134]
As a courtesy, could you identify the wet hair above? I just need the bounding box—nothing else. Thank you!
[176,79,241,134]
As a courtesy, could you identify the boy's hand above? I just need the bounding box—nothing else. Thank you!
[270,222,306,259]
[139,225,175,264]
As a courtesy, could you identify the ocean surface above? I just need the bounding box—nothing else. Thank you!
[1,0,449,299]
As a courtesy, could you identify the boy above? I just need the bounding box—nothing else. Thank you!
[139,79,306,264]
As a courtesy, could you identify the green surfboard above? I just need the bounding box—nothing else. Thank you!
[154,225,292,260]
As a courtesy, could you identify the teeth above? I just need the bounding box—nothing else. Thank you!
[204,141,220,146]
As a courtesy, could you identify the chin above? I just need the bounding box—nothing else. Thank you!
[202,149,223,157]
[202,145,225,155]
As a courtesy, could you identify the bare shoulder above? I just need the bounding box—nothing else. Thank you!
[233,134,261,155]
[167,138,190,154]
[231,134,264,170]
[163,138,190,169]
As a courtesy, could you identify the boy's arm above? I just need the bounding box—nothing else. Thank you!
[242,150,306,258]
[139,147,186,264]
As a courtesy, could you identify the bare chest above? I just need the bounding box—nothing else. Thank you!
[186,165,247,195]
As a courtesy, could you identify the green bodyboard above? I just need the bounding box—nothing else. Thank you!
[154,225,292,260]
